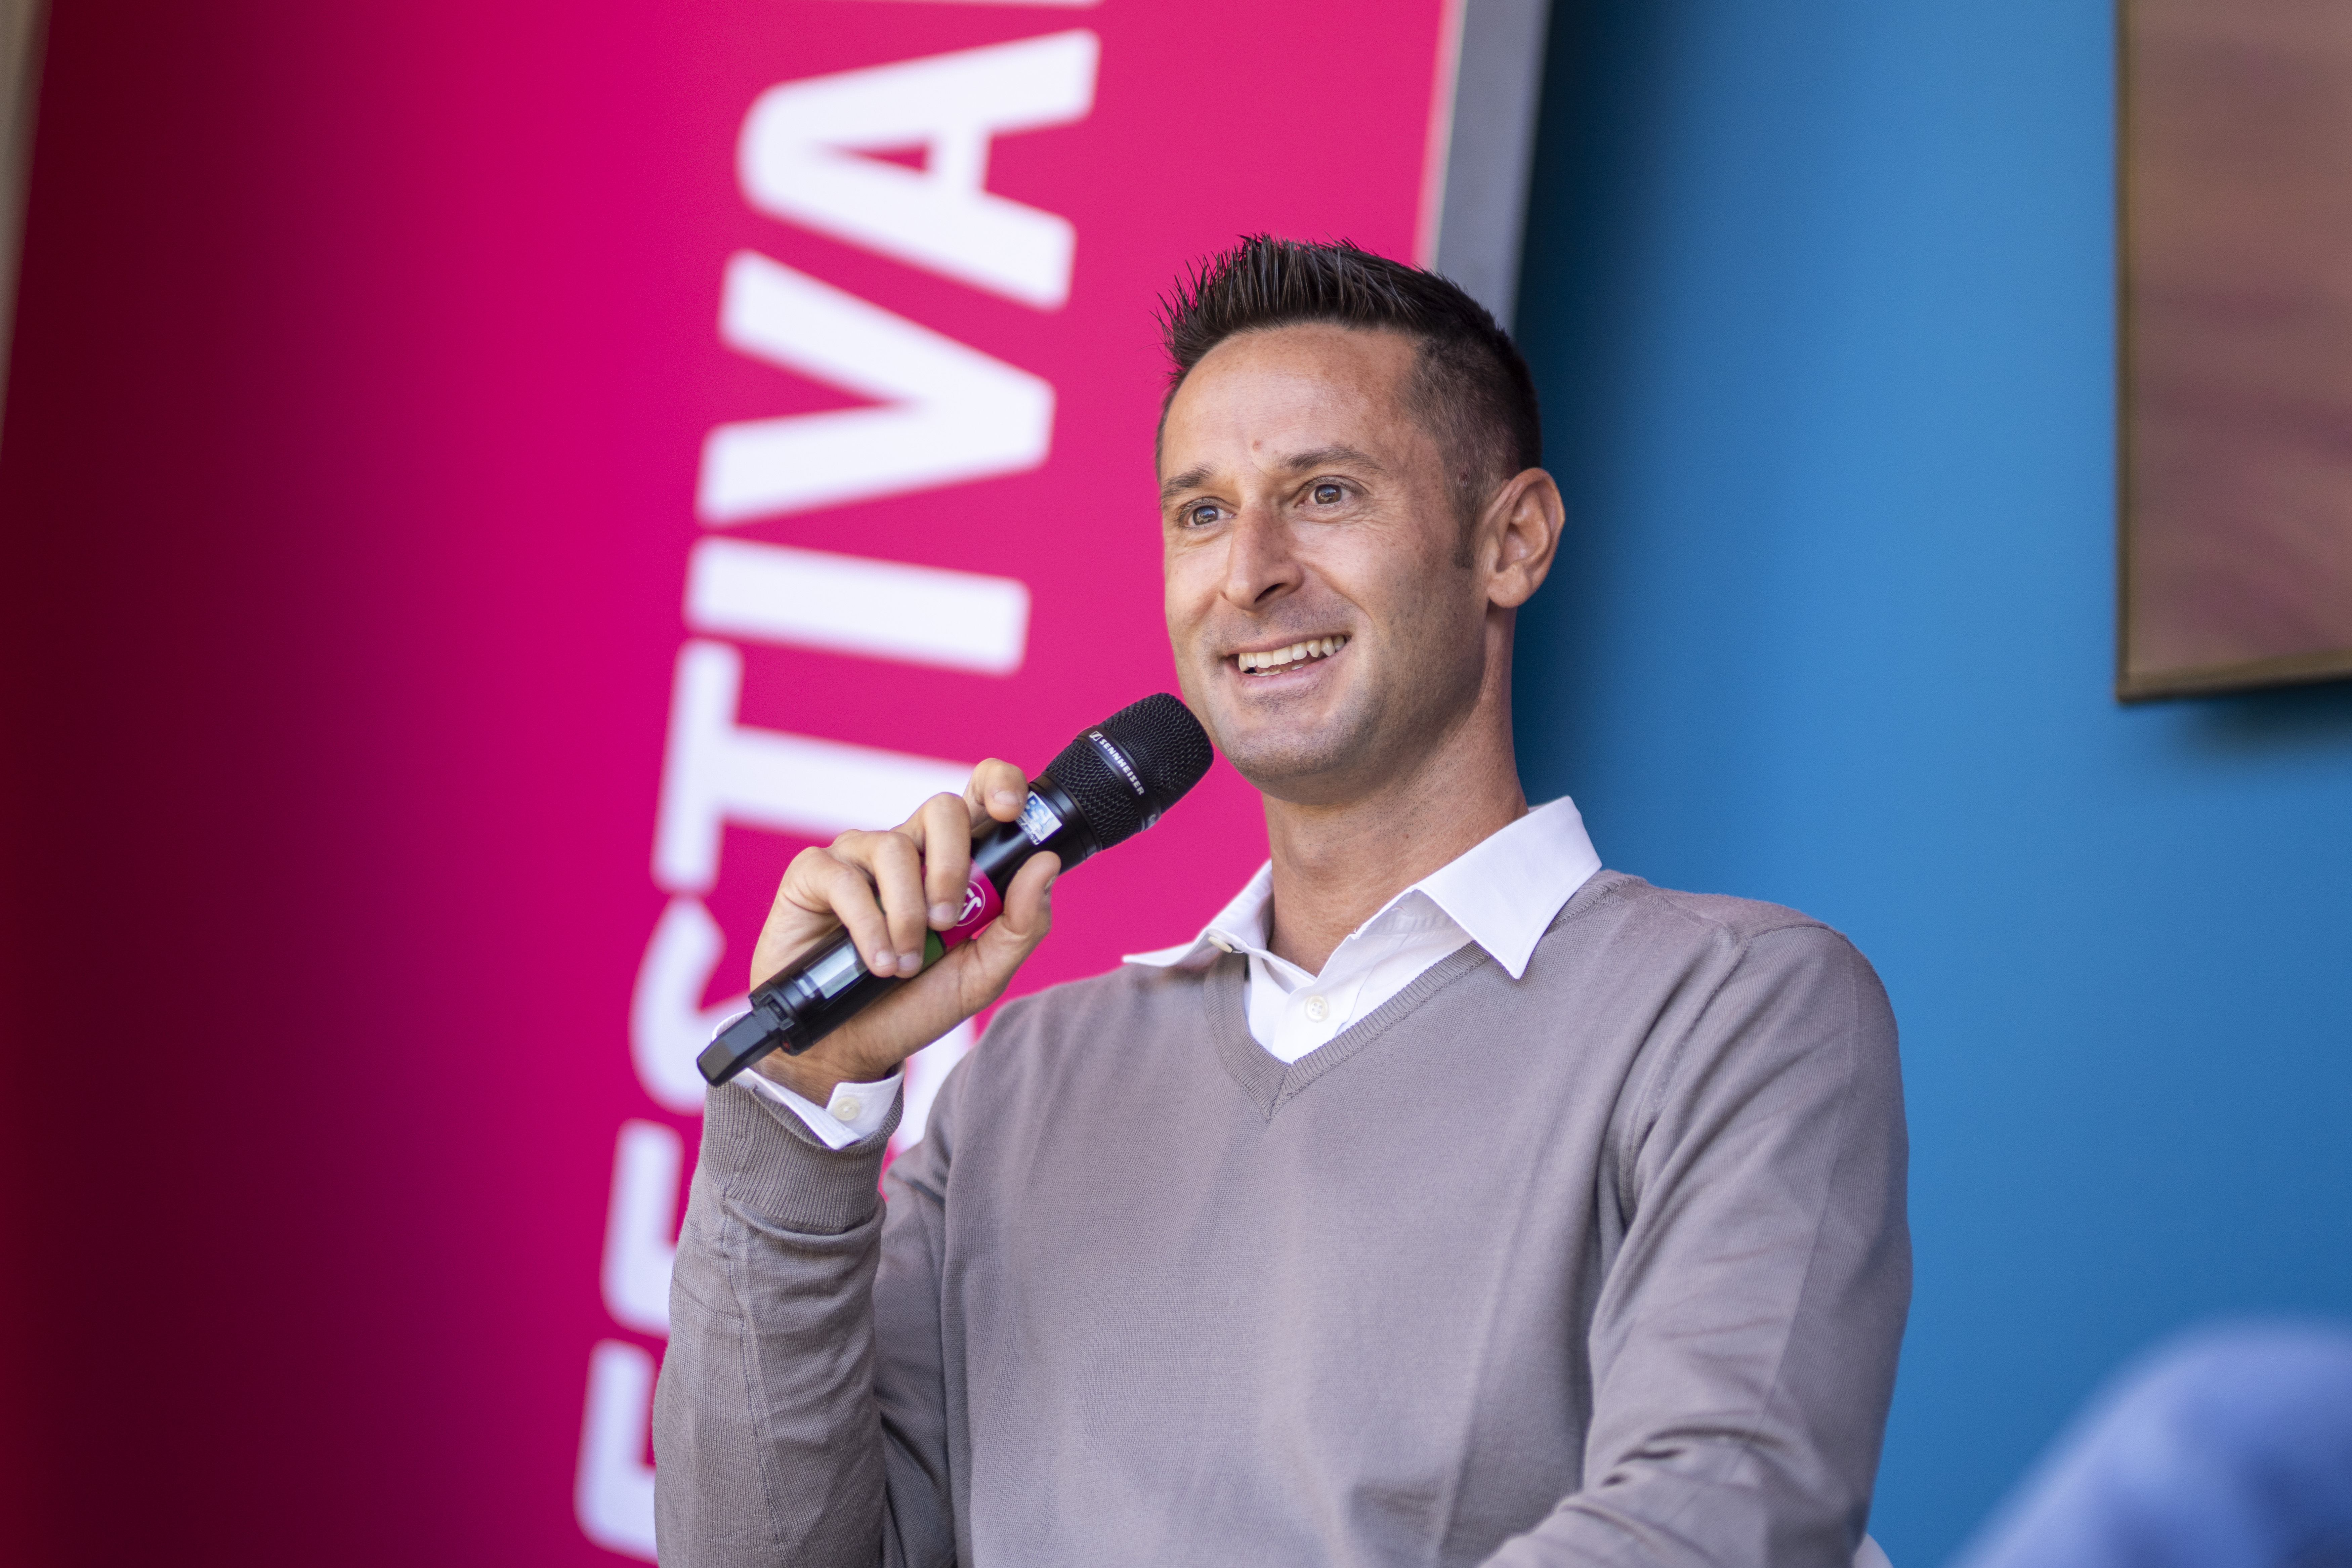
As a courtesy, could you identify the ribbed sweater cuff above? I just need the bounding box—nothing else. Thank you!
[700,1076,902,1236]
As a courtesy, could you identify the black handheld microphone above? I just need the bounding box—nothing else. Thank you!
[697,692,1215,1087]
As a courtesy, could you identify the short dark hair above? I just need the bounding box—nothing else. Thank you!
[1156,236,1542,518]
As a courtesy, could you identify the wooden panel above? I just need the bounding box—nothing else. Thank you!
[2122,0,2352,697]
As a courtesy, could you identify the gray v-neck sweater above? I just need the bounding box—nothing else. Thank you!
[654,872,1909,1568]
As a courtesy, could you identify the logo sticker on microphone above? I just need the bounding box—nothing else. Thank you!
[940,872,1004,951]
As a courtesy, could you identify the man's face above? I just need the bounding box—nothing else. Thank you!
[1158,324,1494,805]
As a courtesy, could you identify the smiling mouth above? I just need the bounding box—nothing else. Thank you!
[1235,636,1348,674]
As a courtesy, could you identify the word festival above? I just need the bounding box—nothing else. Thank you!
[576,29,1099,1558]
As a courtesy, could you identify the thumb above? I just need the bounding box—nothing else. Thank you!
[954,853,1057,1006]
[994,852,1059,942]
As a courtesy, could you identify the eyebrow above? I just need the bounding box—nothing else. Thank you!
[1159,467,1215,503]
[1157,445,1388,504]
[1280,444,1386,475]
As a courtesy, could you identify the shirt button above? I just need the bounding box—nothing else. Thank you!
[1303,994,1330,1022]
[829,1095,863,1122]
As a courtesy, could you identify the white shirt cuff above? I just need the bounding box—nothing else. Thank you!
[739,1068,904,1150]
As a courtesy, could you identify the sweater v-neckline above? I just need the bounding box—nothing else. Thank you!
[1202,941,1494,1118]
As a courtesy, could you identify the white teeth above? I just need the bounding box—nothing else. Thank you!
[1238,635,1348,673]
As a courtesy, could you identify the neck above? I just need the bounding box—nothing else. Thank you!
[1258,680,1525,976]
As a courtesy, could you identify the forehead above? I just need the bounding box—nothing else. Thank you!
[1157,325,1424,479]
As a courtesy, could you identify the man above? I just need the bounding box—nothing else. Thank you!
[654,237,1909,1567]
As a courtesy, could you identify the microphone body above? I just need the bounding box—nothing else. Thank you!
[697,694,1213,1088]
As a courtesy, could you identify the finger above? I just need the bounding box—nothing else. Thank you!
[776,847,897,979]
[913,792,976,928]
[963,758,1030,829]
[833,827,929,976]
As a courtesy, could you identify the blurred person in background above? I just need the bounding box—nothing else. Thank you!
[1951,1320,2352,1568]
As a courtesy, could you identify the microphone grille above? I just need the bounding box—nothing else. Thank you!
[1042,693,1215,853]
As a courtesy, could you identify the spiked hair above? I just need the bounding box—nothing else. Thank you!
[1155,236,1542,516]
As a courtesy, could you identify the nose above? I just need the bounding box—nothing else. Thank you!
[1220,502,1302,613]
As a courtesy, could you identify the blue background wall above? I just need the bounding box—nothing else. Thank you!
[1511,2,2352,1562]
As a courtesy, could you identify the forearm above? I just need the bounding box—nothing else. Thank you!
[652,1080,901,1568]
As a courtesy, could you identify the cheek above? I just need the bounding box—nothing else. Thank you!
[1304,533,1419,621]
[1341,544,1477,651]
[1162,554,1214,644]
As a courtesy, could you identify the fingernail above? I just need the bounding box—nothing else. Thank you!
[929,902,958,928]
[898,950,924,972]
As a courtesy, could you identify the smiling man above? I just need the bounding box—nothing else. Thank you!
[654,238,1910,1568]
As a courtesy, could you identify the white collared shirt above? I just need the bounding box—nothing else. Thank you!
[745,797,1602,1139]
[1122,797,1602,1061]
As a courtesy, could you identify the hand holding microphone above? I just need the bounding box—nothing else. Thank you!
[712,694,1214,1107]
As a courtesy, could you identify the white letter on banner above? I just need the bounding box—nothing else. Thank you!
[697,252,1056,524]
[738,31,1098,308]
[576,1341,658,1560]
[601,1120,681,1336]
[631,898,748,1114]
[686,537,1030,675]
[653,639,971,893]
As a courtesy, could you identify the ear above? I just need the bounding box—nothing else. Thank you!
[1478,468,1564,609]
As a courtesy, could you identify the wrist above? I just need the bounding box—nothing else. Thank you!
[750,1050,852,1107]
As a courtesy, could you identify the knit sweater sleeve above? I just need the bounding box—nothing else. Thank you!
[650,1065,961,1568]
[1485,922,1912,1568]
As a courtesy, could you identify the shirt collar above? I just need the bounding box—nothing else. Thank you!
[1122,797,1602,981]
[1120,860,1275,969]
[1409,797,1602,978]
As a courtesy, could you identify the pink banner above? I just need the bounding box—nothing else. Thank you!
[2,0,1456,1558]
[581,5,1452,1554]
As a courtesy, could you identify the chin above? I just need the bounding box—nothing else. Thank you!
[1213,714,1377,799]
[1182,655,1383,795]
